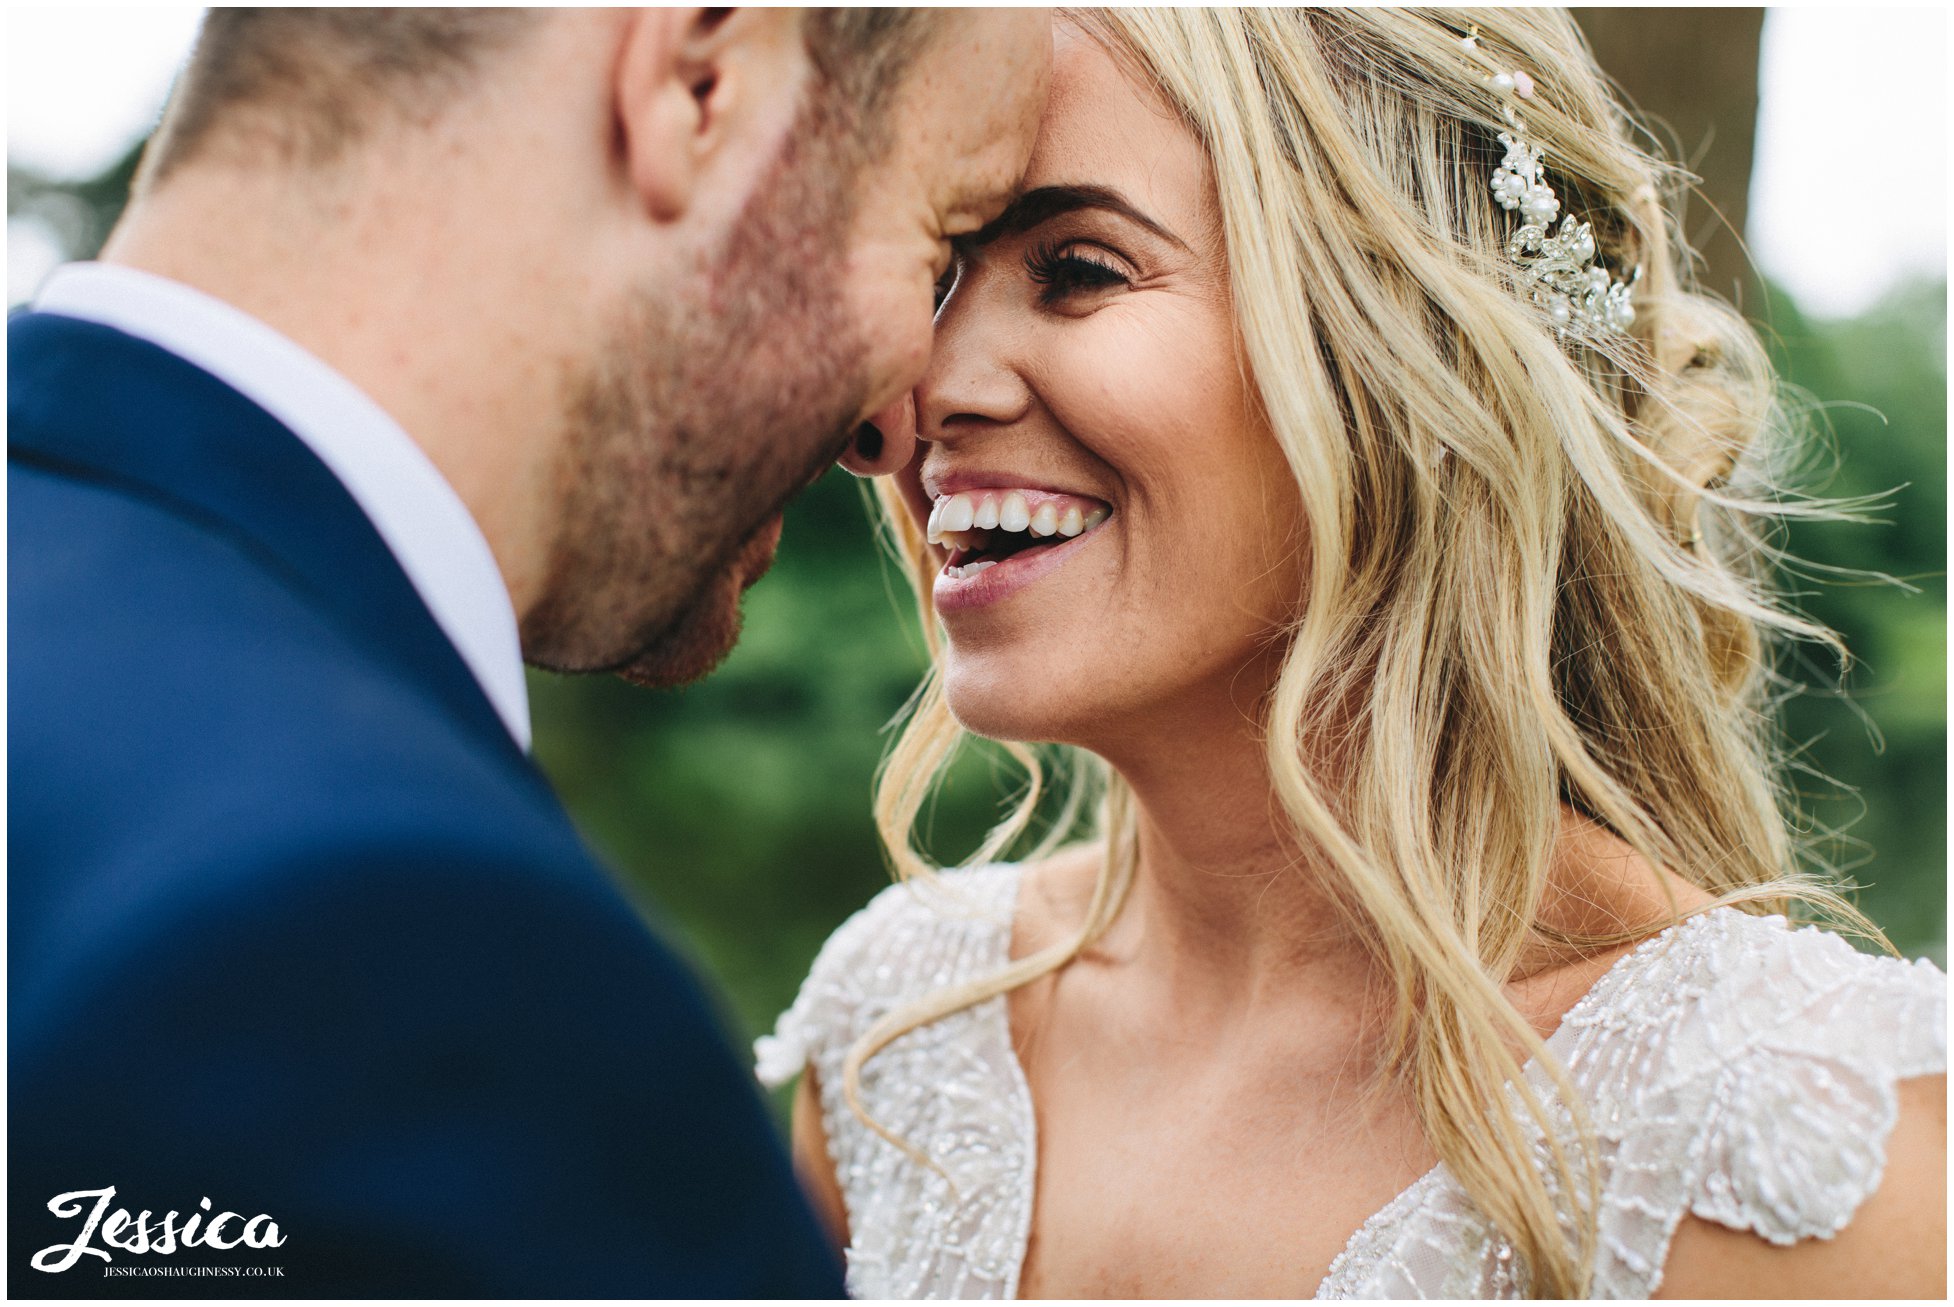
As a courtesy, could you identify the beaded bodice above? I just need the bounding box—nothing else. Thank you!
[757,864,1945,1298]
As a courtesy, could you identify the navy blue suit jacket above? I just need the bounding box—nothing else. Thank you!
[8,313,844,1298]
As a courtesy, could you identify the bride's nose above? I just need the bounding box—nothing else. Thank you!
[912,283,1033,443]
[836,394,918,477]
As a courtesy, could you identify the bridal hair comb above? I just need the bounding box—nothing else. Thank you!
[1462,27,1640,336]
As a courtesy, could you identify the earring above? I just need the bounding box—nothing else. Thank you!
[853,421,884,462]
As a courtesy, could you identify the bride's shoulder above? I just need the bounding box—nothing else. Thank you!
[843,860,1032,964]
[1577,908,1945,1083]
[754,862,1025,1088]
[1538,815,1943,1107]
[1571,908,1946,1294]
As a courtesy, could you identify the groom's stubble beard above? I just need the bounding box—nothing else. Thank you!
[520,87,873,686]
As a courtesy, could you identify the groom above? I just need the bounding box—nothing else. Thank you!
[10,8,1044,1296]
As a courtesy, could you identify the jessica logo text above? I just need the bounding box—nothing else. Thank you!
[31,1187,286,1273]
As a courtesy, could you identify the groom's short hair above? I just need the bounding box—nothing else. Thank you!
[141,7,941,187]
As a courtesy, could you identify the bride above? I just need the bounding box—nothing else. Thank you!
[760,9,1945,1298]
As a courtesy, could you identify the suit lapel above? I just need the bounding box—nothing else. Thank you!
[9,311,527,771]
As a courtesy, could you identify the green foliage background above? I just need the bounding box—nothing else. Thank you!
[12,141,1944,1108]
[1765,281,1947,961]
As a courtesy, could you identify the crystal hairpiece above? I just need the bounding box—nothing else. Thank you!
[1462,28,1640,336]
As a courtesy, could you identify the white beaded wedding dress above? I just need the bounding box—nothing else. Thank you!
[758,863,1946,1299]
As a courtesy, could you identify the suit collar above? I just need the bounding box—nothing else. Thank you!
[29,264,531,750]
[9,310,529,772]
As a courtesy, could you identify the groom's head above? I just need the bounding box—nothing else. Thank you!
[123,9,1049,685]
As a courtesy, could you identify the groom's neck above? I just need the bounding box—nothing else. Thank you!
[97,102,617,624]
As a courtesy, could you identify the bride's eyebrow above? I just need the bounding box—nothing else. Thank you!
[964,183,1188,251]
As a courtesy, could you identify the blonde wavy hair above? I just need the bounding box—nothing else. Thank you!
[847,9,1882,1297]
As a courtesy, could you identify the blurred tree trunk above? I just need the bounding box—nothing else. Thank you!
[1571,8,1765,313]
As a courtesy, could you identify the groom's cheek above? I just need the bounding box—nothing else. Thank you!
[837,243,934,419]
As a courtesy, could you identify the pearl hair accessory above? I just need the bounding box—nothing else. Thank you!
[1462,28,1641,336]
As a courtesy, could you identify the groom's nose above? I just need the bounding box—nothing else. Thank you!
[836,394,919,478]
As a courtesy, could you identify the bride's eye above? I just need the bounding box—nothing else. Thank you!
[1024,240,1130,305]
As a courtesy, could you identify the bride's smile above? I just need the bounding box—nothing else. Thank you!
[894,24,1305,751]
[925,482,1111,605]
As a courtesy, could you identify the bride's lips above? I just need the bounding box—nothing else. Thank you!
[922,484,1113,614]
[933,526,1104,612]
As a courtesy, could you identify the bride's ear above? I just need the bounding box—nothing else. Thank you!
[613,8,784,224]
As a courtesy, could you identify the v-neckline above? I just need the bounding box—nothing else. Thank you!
[983,861,1731,1299]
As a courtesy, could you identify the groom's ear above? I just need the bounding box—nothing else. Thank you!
[614,7,807,224]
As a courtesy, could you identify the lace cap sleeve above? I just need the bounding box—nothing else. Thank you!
[754,879,906,1089]
[754,866,1021,1089]
[1681,921,1946,1246]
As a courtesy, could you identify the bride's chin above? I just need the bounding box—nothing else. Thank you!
[942,682,1030,744]
[941,659,1097,749]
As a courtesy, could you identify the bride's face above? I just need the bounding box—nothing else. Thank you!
[897,26,1306,750]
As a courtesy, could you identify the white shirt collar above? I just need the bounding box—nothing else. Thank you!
[34,262,533,752]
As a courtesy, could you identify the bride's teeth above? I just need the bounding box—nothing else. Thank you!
[934,488,1108,548]
[999,492,1031,533]
[945,558,998,580]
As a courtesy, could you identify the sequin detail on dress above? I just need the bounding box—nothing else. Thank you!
[759,865,1945,1299]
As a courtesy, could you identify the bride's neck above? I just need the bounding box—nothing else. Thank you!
[1087,705,1699,1024]
[1091,711,1376,1010]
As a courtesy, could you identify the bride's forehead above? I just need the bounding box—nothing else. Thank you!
[1041,25,1168,143]
[1026,28,1213,225]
